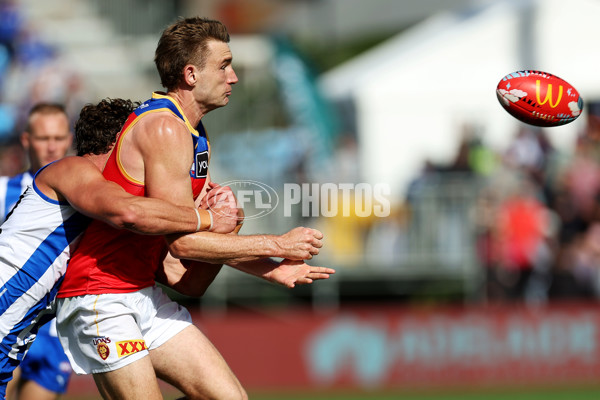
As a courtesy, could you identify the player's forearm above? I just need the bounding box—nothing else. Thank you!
[109,197,198,235]
[157,253,223,297]
[225,258,279,281]
[166,231,281,263]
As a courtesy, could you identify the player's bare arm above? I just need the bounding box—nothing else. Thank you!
[163,185,331,292]
[157,255,223,297]
[227,258,335,288]
[131,113,322,263]
[194,173,241,233]
[35,156,200,235]
[134,113,198,207]
[135,113,235,231]
[161,235,331,294]
[200,181,244,233]
[166,226,323,264]
[157,177,241,296]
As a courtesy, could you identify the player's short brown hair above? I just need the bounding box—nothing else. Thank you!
[75,98,139,156]
[154,17,230,91]
[25,103,68,134]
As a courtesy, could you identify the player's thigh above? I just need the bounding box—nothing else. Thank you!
[93,355,162,400]
[15,380,57,400]
[150,325,247,400]
[4,365,20,400]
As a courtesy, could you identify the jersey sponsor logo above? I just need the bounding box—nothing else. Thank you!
[97,342,110,360]
[116,339,147,358]
[193,151,209,178]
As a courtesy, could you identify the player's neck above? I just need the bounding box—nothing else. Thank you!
[83,153,110,172]
[165,90,206,127]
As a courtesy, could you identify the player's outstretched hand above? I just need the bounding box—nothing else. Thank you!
[275,227,323,260]
[264,259,335,288]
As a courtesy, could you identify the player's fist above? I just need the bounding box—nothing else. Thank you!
[274,227,323,260]
[207,204,239,234]
[200,181,237,210]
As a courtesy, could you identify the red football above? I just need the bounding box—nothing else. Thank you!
[496,70,583,127]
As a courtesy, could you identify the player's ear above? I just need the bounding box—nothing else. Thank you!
[183,64,198,86]
[20,131,30,150]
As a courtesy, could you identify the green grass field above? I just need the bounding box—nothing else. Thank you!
[63,385,600,400]
[247,387,600,400]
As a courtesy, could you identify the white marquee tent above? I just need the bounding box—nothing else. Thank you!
[319,0,600,199]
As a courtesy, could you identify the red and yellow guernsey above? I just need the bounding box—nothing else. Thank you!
[57,93,209,297]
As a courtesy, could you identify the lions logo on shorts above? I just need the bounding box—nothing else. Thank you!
[97,342,110,360]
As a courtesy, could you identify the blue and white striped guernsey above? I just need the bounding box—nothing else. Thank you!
[0,171,33,221]
[0,172,90,371]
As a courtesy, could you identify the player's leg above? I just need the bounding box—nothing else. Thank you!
[56,293,164,400]
[93,356,162,400]
[17,321,72,400]
[1,296,56,400]
[141,286,246,399]
[12,380,56,400]
[150,325,247,400]
[4,366,20,399]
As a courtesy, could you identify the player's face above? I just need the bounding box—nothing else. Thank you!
[22,112,72,172]
[193,40,238,112]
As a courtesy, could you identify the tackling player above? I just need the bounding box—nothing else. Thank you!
[0,98,239,400]
[1,103,73,400]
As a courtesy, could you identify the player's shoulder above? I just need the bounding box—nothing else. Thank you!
[134,110,189,139]
[50,156,93,170]
[36,156,100,200]
[39,156,95,181]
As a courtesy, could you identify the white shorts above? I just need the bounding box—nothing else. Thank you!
[55,285,192,375]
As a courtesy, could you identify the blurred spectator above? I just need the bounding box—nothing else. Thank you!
[14,28,54,68]
[504,126,555,202]
[549,222,600,299]
[583,101,600,143]
[542,101,600,300]
[0,136,24,176]
[315,190,374,267]
[0,0,23,59]
[0,104,15,140]
[364,205,407,267]
[489,177,553,301]
[557,137,600,225]
[0,1,89,180]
